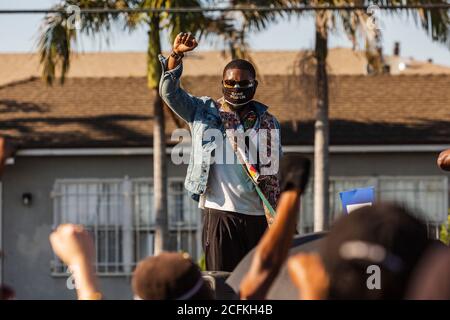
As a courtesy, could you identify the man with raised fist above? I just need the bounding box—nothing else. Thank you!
[159,32,282,272]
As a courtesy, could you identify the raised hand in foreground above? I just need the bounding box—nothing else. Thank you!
[50,224,101,300]
[288,253,329,300]
[239,155,311,299]
[0,137,16,176]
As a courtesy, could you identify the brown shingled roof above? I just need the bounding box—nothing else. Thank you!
[2,49,450,86]
[0,74,449,148]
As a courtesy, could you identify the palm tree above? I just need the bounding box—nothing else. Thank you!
[37,0,222,255]
[216,0,288,63]
[290,0,450,231]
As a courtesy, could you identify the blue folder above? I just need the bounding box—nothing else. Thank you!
[339,186,375,214]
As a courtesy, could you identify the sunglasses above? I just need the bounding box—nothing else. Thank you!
[222,79,255,89]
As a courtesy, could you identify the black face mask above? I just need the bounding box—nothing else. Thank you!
[222,86,256,108]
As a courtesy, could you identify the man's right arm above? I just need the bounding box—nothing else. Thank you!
[159,56,207,123]
[159,32,207,124]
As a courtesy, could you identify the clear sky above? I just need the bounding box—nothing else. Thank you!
[1,0,449,66]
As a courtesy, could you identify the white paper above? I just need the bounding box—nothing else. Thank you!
[346,202,372,214]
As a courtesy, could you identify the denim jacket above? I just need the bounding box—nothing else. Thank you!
[158,55,281,201]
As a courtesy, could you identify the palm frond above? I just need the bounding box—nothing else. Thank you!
[233,0,288,31]
[37,0,135,85]
[38,9,75,85]
[164,0,232,44]
[211,0,290,66]
[368,0,450,48]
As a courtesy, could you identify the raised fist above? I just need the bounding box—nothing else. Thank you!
[280,154,311,194]
[173,32,198,54]
[49,224,95,267]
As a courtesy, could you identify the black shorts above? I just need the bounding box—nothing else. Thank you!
[202,208,268,272]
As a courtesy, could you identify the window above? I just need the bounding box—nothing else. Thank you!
[377,177,448,239]
[298,176,448,238]
[377,177,448,224]
[132,179,201,263]
[167,180,201,258]
[51,178,201,275]
[51,179,125,274]
[133,179,155,264]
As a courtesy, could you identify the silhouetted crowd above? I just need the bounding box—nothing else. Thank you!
[0,140,449,300]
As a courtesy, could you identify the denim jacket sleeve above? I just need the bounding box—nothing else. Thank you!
[158,54,209,124]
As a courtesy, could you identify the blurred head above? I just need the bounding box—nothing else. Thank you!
[321,203,429,300]
[222,59,258,108]
[0,285,15,300]
[406,244,450,300]
[132,252,213,300]
[437,149,450,171]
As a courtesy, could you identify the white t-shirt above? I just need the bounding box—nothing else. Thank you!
[199,137,264,216]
